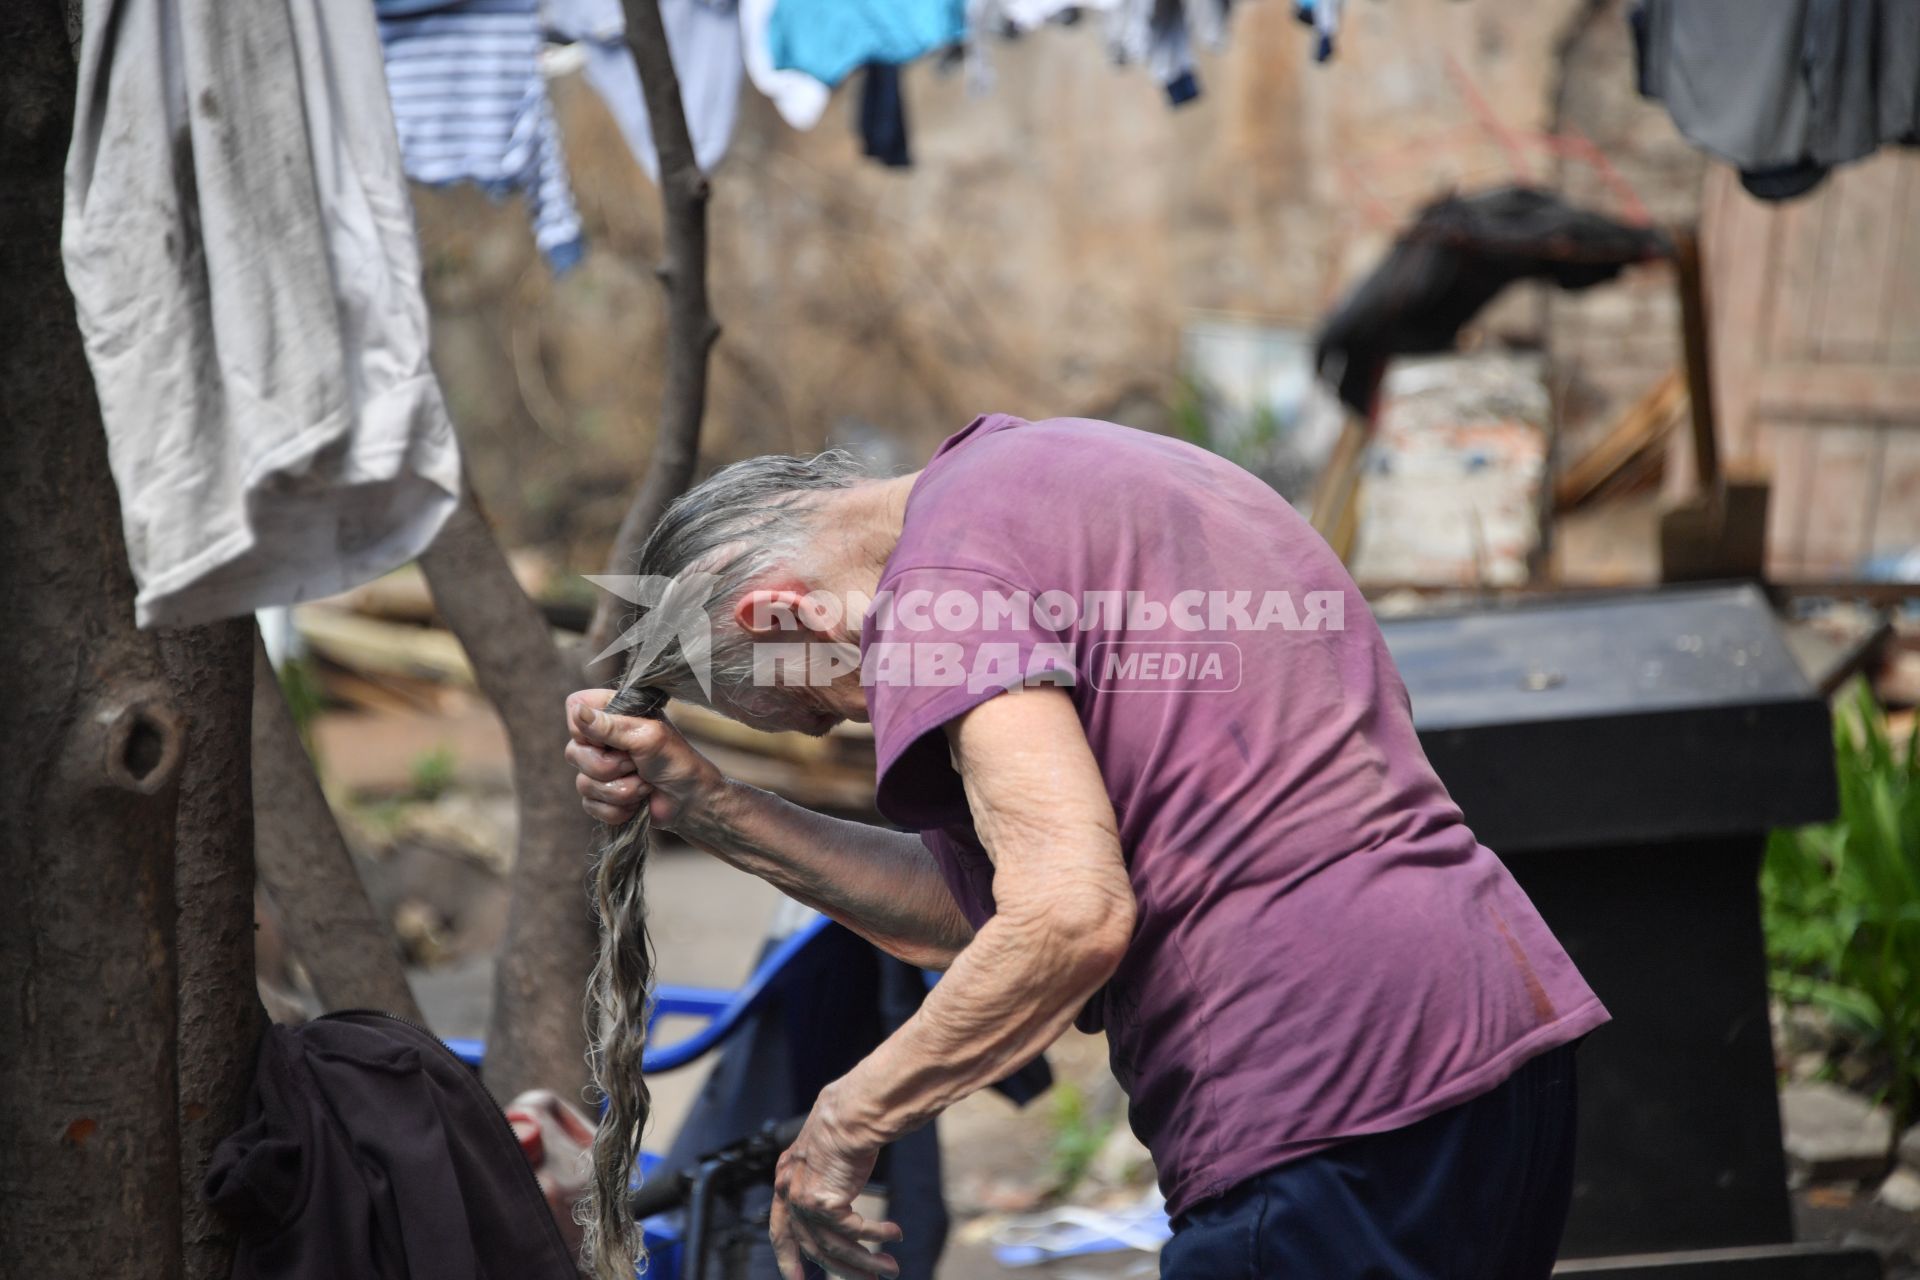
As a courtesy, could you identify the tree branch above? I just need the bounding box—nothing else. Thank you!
[410,0,721,1104]
[252,635,425,1021]
[160,619,265,1280]
[582,0,722,662]
[421,487,598,1101]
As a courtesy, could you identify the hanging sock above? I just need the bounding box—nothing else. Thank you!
[545,0,744,183]
[1107,0,1220,106]
[1294,0,1342,63]
[63,0,462,628]
[377,0,586,270]
[963,0,1121,94]
[858,63,913,167]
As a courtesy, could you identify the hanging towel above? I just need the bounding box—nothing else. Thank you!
[545,0,744,182]
[63,0,462,629]
[377,0,586,269]
[767,0,966,89]
[740,0,831,130]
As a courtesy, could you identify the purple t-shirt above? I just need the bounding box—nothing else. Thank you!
[859,414,1607,1217]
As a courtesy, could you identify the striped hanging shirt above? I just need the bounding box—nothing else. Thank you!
[376,0,585,271]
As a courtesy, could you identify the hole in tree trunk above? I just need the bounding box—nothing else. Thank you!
[124,714,166,780]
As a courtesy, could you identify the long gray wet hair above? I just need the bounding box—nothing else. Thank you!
[580,449,869,1279]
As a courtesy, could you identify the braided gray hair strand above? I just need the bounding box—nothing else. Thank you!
[579,680,668,1280]
[578,449,870,1278]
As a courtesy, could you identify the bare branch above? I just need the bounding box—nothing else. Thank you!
[252,635,425,1022]
[420,489,598,1101]
[160,619,265,1280]
[411,0,722,1105]
[582,0,722,662]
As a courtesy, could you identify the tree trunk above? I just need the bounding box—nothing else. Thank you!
[159,621,266,1280]
[421,490,598,1100]
[0,3,185,1273]
[253,634,425,1020]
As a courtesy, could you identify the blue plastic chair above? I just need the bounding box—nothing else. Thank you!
[444,913,839,1278]
[444,913,835,1075]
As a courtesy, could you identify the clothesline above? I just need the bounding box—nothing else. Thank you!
[1326,49,1653,234]
[374,0,1346,271]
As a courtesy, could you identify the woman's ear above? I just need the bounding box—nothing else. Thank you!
[733,587,811,638]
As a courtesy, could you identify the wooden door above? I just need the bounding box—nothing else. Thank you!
[1701,151,1920,578]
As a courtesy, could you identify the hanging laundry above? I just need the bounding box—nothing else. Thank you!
[767,0,966,89]
[377,0,585,269]
[63,0,462,629]
[740,0,831,129]
[996,0,1122,31]
[545,0,744,183]
[858,63,913,167]
[1315,187,1672,415]
[1294,0,1343,63]
[205,1014,580,1280]
[1634,0,1920,201]
[1880,0,1920,142]
[963,0,1121,95]
[1107,0,1228,107]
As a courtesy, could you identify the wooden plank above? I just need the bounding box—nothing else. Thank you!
[1308,412,1371,560]
[318,667,460,716]
[1797,424,1882,575]
[1701,165,1780,462]
[1555,370,1683,511]
[1773,579,1920,605]
[1812,156,1905,361]
[1761,422,1815,576]
[314,552,553,625]
[1752,364,1920,420]
[1658,476,1770,582]
[1886,153,1920,365]
[1868,428,1920,562]
[296,605,475,685]
[1674,230,1724,495]
[1764,189,1828,364]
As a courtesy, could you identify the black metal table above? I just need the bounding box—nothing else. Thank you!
[1382,584,1871,1274]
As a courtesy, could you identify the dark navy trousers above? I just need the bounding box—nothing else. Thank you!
[1159,1043,1580,1279]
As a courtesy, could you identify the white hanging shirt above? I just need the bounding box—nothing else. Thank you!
[546,0,747,181]
[63,0,461,628]
[739,0,830,130]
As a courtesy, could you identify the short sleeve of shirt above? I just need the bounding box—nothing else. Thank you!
[862,564,1077,828]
